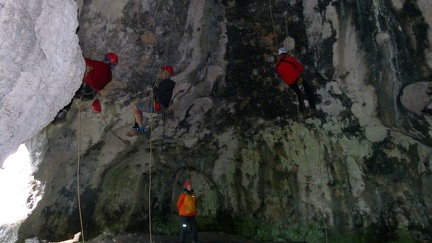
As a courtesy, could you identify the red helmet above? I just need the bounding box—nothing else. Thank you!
[105,52,118,66]
[162,65,174,75]
[184,181,192,188]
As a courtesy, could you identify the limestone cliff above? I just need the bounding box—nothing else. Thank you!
[1,0,432,242]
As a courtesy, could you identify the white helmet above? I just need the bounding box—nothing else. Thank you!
[278,47,288,55]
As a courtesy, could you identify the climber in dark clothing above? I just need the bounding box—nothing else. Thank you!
[126,65,176,136]
[275,47,316,113]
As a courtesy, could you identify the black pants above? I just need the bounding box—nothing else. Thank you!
[288,79,316,113]
[180,216,197,243]
[75,83,97,100]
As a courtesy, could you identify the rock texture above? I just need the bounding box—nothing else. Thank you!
[0,0,84,167]
[1,0,432,242]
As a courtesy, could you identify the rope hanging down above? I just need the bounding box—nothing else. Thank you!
[268,0,280,48]
[136,0,161,32]
[77,97,85,243]
[100,112,129,145]
[147,66,162,243]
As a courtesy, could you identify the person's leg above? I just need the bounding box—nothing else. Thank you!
[127,102,147,136]
[132,104,144,128]
[302,81,316,110]
[134,101,150,133]
[190,216,198,242]
[289,82,305,113]
[179,216,188,243]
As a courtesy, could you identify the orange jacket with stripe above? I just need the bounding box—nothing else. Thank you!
[275,55,304,85]
[176,189,197,217]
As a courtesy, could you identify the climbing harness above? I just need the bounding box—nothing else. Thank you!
[298,76,305,92]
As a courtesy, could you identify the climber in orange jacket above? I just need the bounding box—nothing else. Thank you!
[176,181,198,243]
[275,47,316,113]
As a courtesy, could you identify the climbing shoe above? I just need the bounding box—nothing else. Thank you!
[126,127,147,137]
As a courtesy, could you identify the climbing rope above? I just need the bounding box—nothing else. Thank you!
[284,12,289,40]
[148,98,154,243]
[269,0,304,120]
[298,77,305,122]
[76,97,85,242]
[136,0,161,32]
[268,0,280,48]
[160,108,166,156]
[100,112,129,145]
[147,67,162,243]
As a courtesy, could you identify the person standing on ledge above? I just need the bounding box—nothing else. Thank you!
[275,47,316,114]
[176,181,198,243]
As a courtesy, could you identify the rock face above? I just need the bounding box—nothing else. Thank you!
[0,0,84,167]
[1,0,432,242]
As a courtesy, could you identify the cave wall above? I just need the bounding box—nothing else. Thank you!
[0,0,84,167]
[1,0,432,242]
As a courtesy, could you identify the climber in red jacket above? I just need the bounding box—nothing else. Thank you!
[80,52,118,99]
[275,47,316,113]
[53,53,118,121]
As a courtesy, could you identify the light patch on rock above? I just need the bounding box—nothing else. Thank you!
[175,0,208,80]
[88,0,128,22]
[282,36,295,51]
[205,65,225,93]
[317,82,345,115]
[364,124,388,142]
[322,119,343,137]
[345,156,365,197]
[140,31,157,46]
[390,0,404,11]
[302,0,322,46]
[322,21,334,39]
[400,82,432,115]
[375,32,390,46]
[356,198,372,215]
[418,0,432,70]
[425,42,432,71]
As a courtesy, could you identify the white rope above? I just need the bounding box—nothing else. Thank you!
[268,0,280,48]
[136,0,161,32]
[77,97,85,242]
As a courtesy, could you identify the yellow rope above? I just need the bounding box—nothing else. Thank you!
[147,67,161,242]
[77,97,85,242]
[269,0,302,120]
[136,0,161,32]
[268,0,280,48]
[100,112,129,145]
